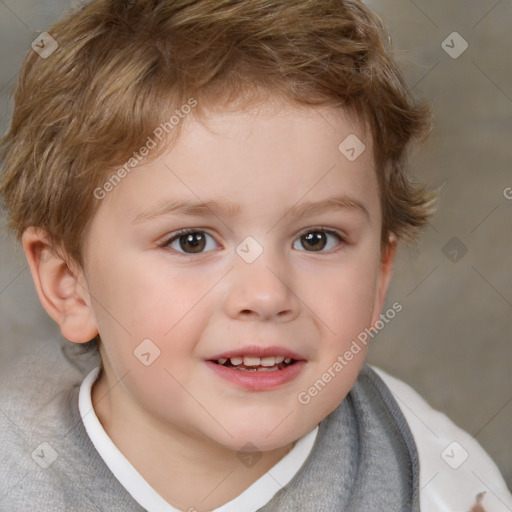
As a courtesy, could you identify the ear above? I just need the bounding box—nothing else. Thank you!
[21,227,98,343]
[370,235,398,326]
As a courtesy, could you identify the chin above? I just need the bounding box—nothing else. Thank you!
[210,422,306,454]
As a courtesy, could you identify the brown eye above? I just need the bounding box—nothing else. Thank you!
[302,232,326,251]
[293,230,343,252]
[166,231,217,254]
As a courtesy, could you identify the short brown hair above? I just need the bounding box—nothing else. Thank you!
[0,0,435,265]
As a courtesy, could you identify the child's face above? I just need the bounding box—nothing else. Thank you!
[80,100,394,452]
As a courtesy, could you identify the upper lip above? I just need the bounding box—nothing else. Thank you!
[208,345,306,361]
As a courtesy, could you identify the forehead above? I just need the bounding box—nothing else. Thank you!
[93,101,379,228]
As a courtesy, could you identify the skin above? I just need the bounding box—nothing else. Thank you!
[23,99,396,511]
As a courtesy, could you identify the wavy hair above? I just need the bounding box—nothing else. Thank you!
[1,0,435,265]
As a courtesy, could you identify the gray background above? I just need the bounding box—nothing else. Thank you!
[1,0,511,490]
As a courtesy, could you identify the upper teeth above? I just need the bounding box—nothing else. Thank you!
[216,356,292,366]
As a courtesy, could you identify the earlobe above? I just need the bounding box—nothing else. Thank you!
[21,227,98,343]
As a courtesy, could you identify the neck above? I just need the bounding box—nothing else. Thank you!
[91,371,295,511]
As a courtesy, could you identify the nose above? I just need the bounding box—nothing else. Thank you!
[222,249,300,322]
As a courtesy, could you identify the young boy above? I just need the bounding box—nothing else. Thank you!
[0,1,510,511]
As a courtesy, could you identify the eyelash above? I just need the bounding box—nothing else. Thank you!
[161,228,219,256]
[293,228,346,253]
[160,227,346,256]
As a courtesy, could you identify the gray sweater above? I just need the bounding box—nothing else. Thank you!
[0,339,420,511]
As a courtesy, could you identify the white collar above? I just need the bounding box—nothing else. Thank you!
[79,367,318,512]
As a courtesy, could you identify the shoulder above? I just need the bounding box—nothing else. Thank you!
[0,339,100,510]
[0,338,98,430]
[370,365,512,512]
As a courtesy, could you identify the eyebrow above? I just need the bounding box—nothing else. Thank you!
[132,195,370,224]
[133,199,241,224]
[289,196,370,221]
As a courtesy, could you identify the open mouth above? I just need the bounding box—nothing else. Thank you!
[210,356,296,372]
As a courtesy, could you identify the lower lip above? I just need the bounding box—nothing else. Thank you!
[205,361,306,391]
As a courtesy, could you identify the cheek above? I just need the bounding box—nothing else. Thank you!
[87,259,217,377]
[299,262,379,420]
[89,258,213,336]
[310,254,381,341]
